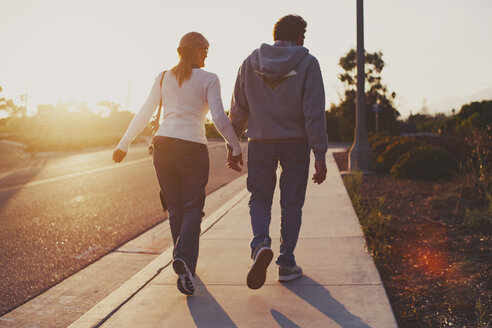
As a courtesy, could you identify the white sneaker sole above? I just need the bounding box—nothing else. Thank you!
[278,271,303,283]
[247,247,273,289]
[173,258,194,295]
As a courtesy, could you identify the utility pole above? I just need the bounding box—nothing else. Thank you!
[348,0,373,173]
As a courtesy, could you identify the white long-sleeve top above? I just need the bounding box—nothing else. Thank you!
[117,68,242,156]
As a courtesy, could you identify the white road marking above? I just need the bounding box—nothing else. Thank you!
[0,158,151,193]
[0,143,227,193]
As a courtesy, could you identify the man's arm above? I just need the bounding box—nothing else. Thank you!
[226,64,249,171]
[303,57,328,184]
[302,57,328,161]
[229,63,250,139]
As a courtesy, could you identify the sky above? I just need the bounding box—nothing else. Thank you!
[1,0,491,119]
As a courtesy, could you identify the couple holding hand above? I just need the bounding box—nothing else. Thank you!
[113,14,328,296]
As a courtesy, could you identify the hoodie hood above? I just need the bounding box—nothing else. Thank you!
[251,43,309,80]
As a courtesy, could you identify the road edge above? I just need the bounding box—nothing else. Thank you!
[68,178,249,328]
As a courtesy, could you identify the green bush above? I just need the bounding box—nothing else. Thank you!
[342,172,391,266]
[456,100,492,131]
[374,137,425,173]
[368,134,399,159]
[464,194,492,233]
[390,145,459,181]
[417,119,443,133]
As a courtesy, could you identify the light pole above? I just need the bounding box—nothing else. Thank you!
[348,0,373,173]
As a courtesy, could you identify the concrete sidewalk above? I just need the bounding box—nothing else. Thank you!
[69,149,398,328]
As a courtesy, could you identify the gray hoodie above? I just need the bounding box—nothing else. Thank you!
[230,42,328,161]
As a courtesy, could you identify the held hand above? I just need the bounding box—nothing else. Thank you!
[226,148,243,172]
[113,148,127,163]
[312,160,327,184]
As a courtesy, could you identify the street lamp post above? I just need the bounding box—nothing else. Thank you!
[348,0,373,172]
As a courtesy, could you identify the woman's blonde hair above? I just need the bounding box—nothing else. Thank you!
[171,32,209,87]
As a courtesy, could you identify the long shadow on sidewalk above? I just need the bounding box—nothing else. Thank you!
[271,309,301,328]
[187,276,237,328]
[282,275,372,328]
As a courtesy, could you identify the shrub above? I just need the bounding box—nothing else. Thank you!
[390,145,459,181]
[456,100,492,130]
[343,170,364,213]
[417,119,443,133]
[360,196,392,265]
[342,172,391,266]
[374,137,425,173]
[418,135,472,165]
[367,133,399,159]
[464,127,492,196]
[464,194,492,233]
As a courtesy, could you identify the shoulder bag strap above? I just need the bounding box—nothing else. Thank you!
[151,70,167,135]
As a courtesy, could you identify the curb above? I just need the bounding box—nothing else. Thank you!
[68,187,249,328]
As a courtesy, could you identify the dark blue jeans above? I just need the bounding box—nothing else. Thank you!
[247,141,310,267]
[153,136,209,276]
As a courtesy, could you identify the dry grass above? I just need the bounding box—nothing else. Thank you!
[335,151,491,327]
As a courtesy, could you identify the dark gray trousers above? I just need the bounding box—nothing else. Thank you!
[247,140,310,267]
[153,136,209,275]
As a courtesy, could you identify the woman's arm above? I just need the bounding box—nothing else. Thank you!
[116,72,163,152]
[207,75,242,156]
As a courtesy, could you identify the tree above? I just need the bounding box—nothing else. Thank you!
[0,86,23,117]
[406,113,431,131]
[456,100,492,131]
[326,50,400,141]
[97,101,121,117]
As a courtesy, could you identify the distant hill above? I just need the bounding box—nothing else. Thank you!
[430,87,492,114]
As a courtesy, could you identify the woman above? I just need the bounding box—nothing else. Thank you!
[112,32,243,296]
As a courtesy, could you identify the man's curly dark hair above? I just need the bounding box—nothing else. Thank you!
[273,15,307,42]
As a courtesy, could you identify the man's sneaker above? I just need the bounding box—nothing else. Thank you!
[173,258,194,296]
[277,265,303,283]
[247,242,273,289]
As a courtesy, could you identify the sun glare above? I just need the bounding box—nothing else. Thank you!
[1,0,491,119]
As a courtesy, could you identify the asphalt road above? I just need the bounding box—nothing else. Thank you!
[0,141,246,316]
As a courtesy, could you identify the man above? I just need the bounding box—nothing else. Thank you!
[227,14,328,289]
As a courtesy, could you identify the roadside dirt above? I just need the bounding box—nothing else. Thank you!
[333,151,491,327]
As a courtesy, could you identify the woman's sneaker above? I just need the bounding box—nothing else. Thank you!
[277,265,303,282]
[247,242,273,289]
[173,258,194,296]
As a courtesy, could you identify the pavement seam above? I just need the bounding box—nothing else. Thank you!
[200,236,365,240]
[113,250,162,255]
[64,150,399,327]
[68,185,249,328]
[91,262,172,328]
[151,283,385,287]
